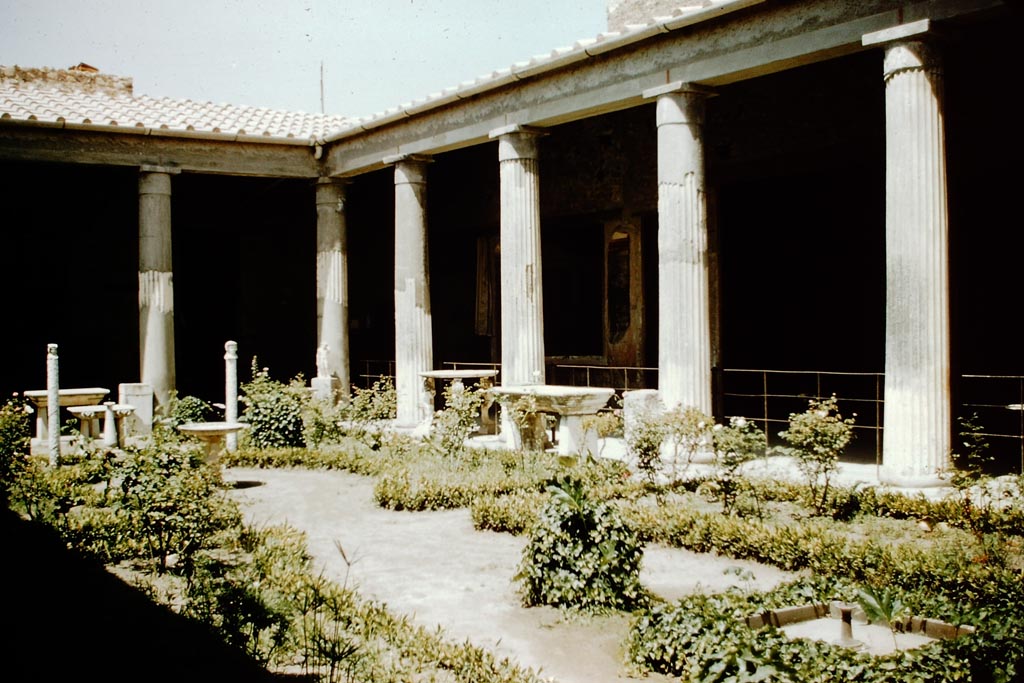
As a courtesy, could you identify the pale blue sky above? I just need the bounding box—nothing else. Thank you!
[1,0,608,118]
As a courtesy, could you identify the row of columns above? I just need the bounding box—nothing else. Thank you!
[134,20,949,484]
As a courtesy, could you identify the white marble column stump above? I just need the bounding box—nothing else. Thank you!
[644,83,714,417]
[316,178,351,400]
[138,166,180,413]
[385,155,435,428]
[864,21,951,486]
[224,340,239,452]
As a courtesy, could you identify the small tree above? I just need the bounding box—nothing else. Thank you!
[710,416,766,515]
[662,405,712,480]
[626,408,666,486]
[778,395,855,515]
[430,382,484,457]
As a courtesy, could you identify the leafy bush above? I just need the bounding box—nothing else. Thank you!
[709,416,767,515]
[515,477,646,612]
[240,358,309,449]
[778,395,855,515]
[0,393,31,506]
[115,442,240,573]
[167,392,216,427]
[625,406,666,485]
[429,382,484,457]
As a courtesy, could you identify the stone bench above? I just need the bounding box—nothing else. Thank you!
[68,401,136,447]
[24,387,110,443]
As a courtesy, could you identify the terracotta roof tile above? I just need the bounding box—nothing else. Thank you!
[0,65,351,143]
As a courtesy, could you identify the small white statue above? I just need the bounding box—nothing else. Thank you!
[316,343,330,378]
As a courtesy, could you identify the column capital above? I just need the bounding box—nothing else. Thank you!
[382,153,433,166]
[139,164,181,175]
[384,154,432,185]
[862,18,932,47]
[491,125,547,162]
[316,176,349,208]
[641,81,715,100]
[488,124,546,140]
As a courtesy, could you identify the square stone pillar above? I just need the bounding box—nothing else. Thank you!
[385,154,434,428]
[643,83,715,417]
[864,21,951,486]
[316,177,351,400]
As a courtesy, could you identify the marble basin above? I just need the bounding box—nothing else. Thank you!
[489,384,615,416]
[177,421,248,463]
[490,385,615,456]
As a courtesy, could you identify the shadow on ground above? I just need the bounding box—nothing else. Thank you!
[2,506,301,682]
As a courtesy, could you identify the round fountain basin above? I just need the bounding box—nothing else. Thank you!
[490,384,614,415]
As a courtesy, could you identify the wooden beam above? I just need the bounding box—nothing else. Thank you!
[0,125,319,178]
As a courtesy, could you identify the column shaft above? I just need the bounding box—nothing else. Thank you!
[392,158,433,426]
[138,169,176,411]
[880,40,951,485]
[316,178,351,398]
[655,91,713,416]
[494,127,546,387]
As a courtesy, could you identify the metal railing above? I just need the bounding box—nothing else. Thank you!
[550,364,657,394]
[355,357,1024,473]
[719,369,884,466]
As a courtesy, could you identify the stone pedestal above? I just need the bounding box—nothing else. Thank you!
[312,376,342,403]
[387,155,434,427]
[118,382,153,437]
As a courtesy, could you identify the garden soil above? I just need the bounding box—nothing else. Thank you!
[225,466,800,683]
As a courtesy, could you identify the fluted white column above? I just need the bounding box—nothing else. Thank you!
[645,84,713,416]
[316,177,351,399]
[387,155,434,427]
[490,125,546,388]
[138,166,179,412]
[866,22,950,486]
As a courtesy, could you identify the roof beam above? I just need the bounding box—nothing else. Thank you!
[325,0,1005,177]
[0,125,319,177]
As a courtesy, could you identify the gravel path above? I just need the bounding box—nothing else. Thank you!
[225,466,798,683]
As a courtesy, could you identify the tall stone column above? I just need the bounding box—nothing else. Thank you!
[644,84,714,416]
[489,125,546,388]
[316,177,351,399]
[385,155,434,427]
[138,166,179,413]
[865,21,950,486]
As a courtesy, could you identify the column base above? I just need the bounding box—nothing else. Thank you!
[878,466,950,489]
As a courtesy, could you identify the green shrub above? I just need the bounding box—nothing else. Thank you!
[240,358,308,449]
[167,392,216,427]
[429,382,484,457]
[778,395,856,515]
[0,393,31,506]
[515,477,646,612]
[115,442,240,573]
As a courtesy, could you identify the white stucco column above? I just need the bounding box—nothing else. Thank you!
[644,83,714,416]
[489,125,547,388]
[385,154,434,427]
[865,21,950,486]
[138,166,179,413]
[316,177,351,399]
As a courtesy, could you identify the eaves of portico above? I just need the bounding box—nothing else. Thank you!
[0,0,1007,180]
[321,0,1006,179]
